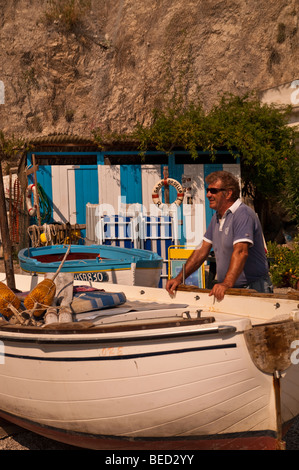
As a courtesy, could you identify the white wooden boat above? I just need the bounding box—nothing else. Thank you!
[0,273,298,450]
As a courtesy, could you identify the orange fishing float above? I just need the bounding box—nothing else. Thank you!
[24,245,71,317]
[0,282,21,319]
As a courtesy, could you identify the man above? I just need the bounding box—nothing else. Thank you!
[166,171,273,301]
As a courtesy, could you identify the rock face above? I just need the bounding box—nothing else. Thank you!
[0,0,298,138]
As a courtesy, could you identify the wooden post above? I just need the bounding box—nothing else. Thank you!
[273,371,285,450]
[163,166,169,204]
[0,161,16,290]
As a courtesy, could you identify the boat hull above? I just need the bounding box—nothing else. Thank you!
[0,275,298,450]
[18,245,163,287]
[0,317,298,450]
[0,410,281,450]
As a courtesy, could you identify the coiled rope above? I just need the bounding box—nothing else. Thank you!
[36,183,52,224]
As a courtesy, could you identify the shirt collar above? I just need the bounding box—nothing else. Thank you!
[216,198,242,221]
[228,198,242,214]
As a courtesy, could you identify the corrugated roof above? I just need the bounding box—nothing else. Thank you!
[28,133,142,151]
[29,134,97,146]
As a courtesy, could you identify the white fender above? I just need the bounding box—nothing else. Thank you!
[26,184,37,217]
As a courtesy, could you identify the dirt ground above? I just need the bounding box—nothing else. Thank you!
[0,420,78,450]
[0,261,298,450]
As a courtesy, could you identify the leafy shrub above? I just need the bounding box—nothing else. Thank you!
[267,236,299,288]
[133,93,299,224]
[279,151,299,224]
[44,0,91,32]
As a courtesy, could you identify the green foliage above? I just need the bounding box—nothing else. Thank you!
[267,236,299,288]
[92,129,135,150]
[206,94,297,201]
[133,92,299,223]
[44,0,91,33]
[279,150,299,223]
[0,131,26,161]
[135,101,209,158]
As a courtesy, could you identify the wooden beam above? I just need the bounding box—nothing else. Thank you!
[0,162,15,290]
[26,165,39,176]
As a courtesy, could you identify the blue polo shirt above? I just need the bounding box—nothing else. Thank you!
[203,200,269,287]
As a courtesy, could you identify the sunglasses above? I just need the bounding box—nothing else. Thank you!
[206,187,226,194]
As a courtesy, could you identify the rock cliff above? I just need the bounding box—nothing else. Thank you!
[0,0,298,138]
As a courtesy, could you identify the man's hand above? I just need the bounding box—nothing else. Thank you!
[208,242,249,301]
[166,277,181,295]
[209,282,230,301]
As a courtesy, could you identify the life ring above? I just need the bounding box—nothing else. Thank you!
[26,184,37,217]
[152,178,184,207]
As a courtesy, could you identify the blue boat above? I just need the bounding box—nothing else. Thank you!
[18,244,163,287]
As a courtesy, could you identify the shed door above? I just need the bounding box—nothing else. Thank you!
[63,166,99,236]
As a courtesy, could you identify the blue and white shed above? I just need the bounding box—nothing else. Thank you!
[27,139,240,285]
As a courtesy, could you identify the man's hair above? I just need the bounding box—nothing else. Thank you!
[205,171,240,200]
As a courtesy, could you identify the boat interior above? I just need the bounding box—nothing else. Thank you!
[0,273,298,334]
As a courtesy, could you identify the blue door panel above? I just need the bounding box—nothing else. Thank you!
[75,166,99,235]
[120,165,142,204]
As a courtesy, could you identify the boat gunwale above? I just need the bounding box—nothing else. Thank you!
[0,316,243,344]
[177,285,299,301]
[18,244,163,262]
[18,245,163,274]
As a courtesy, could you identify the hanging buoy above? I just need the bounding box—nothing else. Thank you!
[40,232,47,244]
[152,178,184,207]
[26,184,37,217]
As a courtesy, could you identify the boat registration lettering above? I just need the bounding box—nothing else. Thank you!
[100,347,123,357]
[74,272,109,282]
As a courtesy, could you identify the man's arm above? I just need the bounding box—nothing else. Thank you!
[166,240,212,295]
[209,241,249,301]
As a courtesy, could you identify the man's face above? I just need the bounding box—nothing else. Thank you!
[206,179,228,214]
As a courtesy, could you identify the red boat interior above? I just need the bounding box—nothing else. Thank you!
[32,253,106,263]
